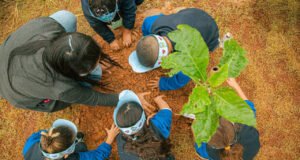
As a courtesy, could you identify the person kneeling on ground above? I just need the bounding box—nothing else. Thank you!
[114,90,174,160]
[81,0,144,50]
[23,119,119,160]
[195,78,260,160]
[0,10,122,112]
[129,8,219,91]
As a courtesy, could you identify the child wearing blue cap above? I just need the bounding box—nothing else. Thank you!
[128,8,220,91]
[23,119,120,160]
[113,90,174,160]
[195,78,260,160]
[81,0,144,50]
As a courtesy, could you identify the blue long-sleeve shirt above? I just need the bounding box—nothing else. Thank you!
[23,130,112,160]
[81,0,141,43]
[141,8,219,91]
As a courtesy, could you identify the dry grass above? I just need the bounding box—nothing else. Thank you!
[0,0,299,159]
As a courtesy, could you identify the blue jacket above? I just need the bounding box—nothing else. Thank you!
[195,100,260,160]
[23,130,112,160]
[81,0,143,43]
[141,8,220,91]
[117,109,173,159]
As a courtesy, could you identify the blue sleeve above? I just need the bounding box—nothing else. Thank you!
[79,142,112,160]
[159,72,191,91]
[150,109,172,139]
[23,130,46,156]
[245,100,256,117]
[141,14,163,36]
[194,142,210,159]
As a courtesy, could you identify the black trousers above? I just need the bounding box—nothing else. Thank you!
[135,0,144,6]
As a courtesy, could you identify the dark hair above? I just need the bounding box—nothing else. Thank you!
[116,102,173,160]
[40,126,75,154]
[208,118,244,160]
[136,36,159,67]
[89,0,116,16]
[7,32,121,92]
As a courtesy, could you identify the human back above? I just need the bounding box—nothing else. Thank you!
[0,17,67,111]
[151,8,219,51]
[0,16,120,112]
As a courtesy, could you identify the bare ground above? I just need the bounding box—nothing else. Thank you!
[0,0,299,159]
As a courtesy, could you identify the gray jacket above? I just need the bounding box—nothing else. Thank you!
[0,17,118,112]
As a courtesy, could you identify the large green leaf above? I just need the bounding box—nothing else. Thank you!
[181,85,211,115]
[192,101,219,146]
[220,39,248,77]
[161,24,209,82]
[213,87,256,126]
[208,64,229,87]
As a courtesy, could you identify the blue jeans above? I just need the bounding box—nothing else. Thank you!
[49,10,77,32]
[79,64,102,88]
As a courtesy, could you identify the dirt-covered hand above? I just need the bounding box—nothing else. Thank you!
[110,40,120,51]
[147,77,160,90]
[105,123,120,145]
[122,28,132,47]
[154,95,170,110]
[137,92,157,116]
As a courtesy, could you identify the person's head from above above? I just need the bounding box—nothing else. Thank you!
[40,119,77,160]
[115,101,146,139]
[113,90,173,159]
[88,0,118,22]
[44,32,121,85]
[129,35,172,73]
[8,32,120,87]
[208,118,243,160]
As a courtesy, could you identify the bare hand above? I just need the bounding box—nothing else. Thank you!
[147,77,160,90]
[137,92,157,116]
[122,28,132,47]
[226,78,239,89]
[110,40,120,51]
[105,123,120,145]
[154,95,170,110]
[146,113,156,126]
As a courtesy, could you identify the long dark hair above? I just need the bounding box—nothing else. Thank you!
[40,126,75,154]
[208,118,244,160]
[7,32,121,91]
[116,102,173,160]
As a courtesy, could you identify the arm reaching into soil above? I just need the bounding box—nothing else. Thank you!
[105,124,120,145]
[59,87,119,106]
[153,95,170,110]
[146,95,172,139]
[78,123,119,160]
[158,72,191,91]
[227,78,256,115]
[227,78,248,100]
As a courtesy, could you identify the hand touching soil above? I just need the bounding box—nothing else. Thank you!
[122,28,132,47]
[153,95,170,110]
[137,92,156,116]
[109,40,120,51]
[105,123,120,145]
[147,77,160,90]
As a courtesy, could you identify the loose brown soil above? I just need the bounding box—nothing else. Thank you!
[0,0,299,160]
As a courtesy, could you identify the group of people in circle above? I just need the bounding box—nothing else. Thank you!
[0,0,260,159]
